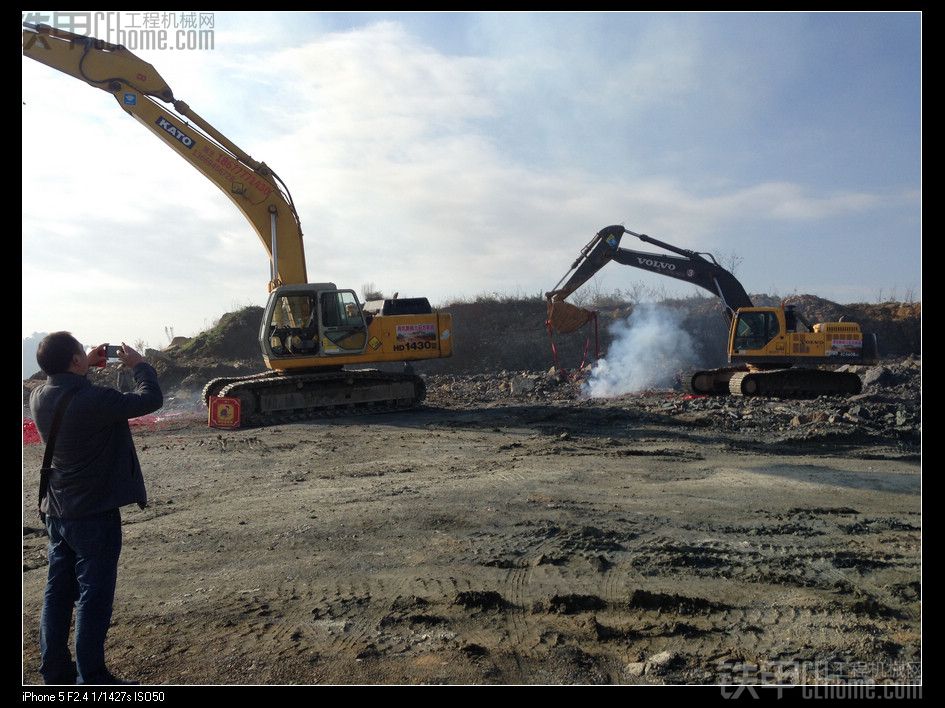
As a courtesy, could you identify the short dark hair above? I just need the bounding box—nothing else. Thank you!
[36,331,84,376]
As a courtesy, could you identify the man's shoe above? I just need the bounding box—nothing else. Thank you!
[41,660,77,685]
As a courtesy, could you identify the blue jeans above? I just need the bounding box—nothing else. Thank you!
[40,509,122,685]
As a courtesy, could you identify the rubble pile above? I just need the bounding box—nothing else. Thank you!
[424,357,921,445]
[425,369,580,406]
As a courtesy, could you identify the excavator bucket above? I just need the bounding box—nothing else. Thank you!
[546,299,595,334]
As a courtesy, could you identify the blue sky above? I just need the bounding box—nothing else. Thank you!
[22,11,920,350]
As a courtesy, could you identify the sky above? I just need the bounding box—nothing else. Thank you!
[22,11,921,351]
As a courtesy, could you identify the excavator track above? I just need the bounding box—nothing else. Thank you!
[202,371,277,404]
[684,366,749,395]
[728,368,862,398]
[207,370,427,427]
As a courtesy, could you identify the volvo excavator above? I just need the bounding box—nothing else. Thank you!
[23,23,452,425]
[547,225,876,397]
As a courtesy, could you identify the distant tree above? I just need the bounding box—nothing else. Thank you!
[361,282,384,301]
[719,250,744,276]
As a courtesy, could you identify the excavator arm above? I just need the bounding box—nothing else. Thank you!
[546,224,752,333]
[23,22,307,290]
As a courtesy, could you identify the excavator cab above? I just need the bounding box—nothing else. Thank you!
[731,310,781,352]
[261,284,367,361]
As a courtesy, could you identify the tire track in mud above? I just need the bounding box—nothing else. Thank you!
[493,531,565,659]
[189,512,917,683]
[598,556,640,607]
[578,512,919,677]
[460,518,656,676]
[448,517,636,667]
[448,434,747,673]
[446,574,506,659]
[311,581,377,658]
[23,384,921,685]
[217,578,330,669]
[494,563,532,679]
[439,527,552,663]
[628,533,910,594]
[381,574,476,660]
[199,573,425,674]
[320,573,464,660]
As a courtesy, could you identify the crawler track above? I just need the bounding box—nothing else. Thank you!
[729,368,862,398]
[204,370,426,426]
[684,366,748,395]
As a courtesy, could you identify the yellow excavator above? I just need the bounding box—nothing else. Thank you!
[547,225,877,397]
[23,23,452,425]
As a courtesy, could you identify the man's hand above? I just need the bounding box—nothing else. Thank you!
[117,342,145,368]
[88,343,108,369]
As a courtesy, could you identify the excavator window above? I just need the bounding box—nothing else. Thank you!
[268,294,318,357]
[319,291,367,353]
[320,292,362,327]
[734,311,779,351]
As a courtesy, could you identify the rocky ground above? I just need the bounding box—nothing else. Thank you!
[22,358,921,685]
[427,357,921,445]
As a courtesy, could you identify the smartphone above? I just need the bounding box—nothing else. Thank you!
[105,344,123,359]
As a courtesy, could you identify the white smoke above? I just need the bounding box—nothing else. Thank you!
[584,303,696,397]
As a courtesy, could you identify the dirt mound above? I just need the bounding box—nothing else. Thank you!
[846,302,921,357]
[173,306,265,363]
[137,306,265,394]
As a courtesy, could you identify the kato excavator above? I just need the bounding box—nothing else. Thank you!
[546,225,876,397]
[23,23,452,425]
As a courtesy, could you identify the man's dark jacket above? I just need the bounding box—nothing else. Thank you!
[30,363,163,519]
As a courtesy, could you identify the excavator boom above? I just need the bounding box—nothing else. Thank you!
[23,22,307,290]
[547,225,752,320]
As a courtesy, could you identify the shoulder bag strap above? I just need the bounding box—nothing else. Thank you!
[38,386,80,522]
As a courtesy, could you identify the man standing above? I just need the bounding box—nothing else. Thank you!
[30,332,163,685]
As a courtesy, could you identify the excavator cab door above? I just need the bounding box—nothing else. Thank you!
[318,290,368,355]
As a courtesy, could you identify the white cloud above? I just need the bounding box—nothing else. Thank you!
[22,16,919,349]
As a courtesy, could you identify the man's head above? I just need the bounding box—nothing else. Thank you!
[36,331,87,376]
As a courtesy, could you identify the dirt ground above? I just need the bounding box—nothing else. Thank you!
[22,387,921,686]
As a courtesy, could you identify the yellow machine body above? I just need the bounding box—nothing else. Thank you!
[728,307,865,366]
